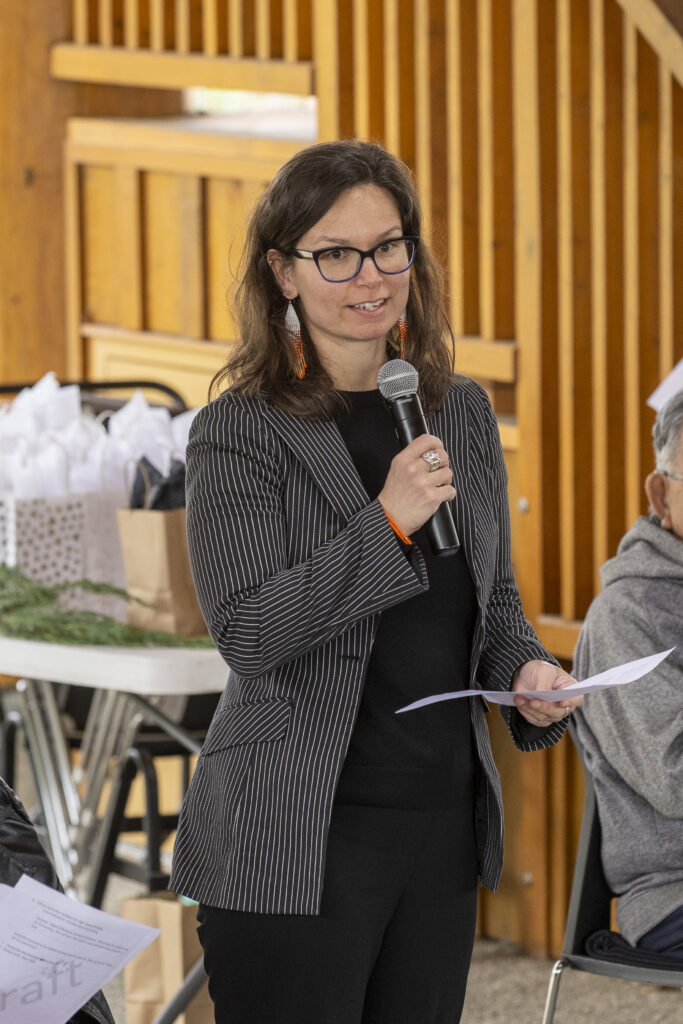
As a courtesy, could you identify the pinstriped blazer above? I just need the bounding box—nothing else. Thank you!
[169,374,566,914]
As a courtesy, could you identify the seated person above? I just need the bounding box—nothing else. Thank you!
[0,776,114,1024]
[573,389,683,958]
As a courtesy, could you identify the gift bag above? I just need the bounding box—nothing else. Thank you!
[121,893,212,1024]
[0,490,127,619]
[117,506,206,636]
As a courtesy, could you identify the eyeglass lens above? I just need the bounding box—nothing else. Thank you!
[317,238,415,282]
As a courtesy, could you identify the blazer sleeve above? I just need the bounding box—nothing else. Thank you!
[468,385,567,752]
[185,395,428,678]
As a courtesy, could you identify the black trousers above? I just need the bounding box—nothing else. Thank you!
[197,798,479,1024]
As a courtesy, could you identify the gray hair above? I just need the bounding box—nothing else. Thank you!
[653,389,683,472]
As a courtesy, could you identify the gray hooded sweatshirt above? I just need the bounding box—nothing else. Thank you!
[573,515,683,945]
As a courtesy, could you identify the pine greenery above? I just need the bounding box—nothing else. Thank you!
[0,566,213,648]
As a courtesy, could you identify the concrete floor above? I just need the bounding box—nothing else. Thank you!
[99,874,681,1024]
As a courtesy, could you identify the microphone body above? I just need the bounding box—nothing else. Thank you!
[386,391,461,557]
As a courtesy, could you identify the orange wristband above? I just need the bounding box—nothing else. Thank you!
[384,511,413,546]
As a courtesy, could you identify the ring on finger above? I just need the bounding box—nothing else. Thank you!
[422,449,441,472]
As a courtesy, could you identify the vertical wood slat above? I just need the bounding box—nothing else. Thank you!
[590,0,629,575]
[283,0,298,61]
[557,0,575,620]
[478,0,495,341]
[446,0,465,335]
[623,18,640,525]
[429,0,448,270]
[64,158,84,378]
[674,83,683,372]
[124,0,140,48]
[315,0,340,141]
[229,0,243,57]
[206,177,264,342]
[144,173,205,338]
[590,0,608,586]
[537,0,561,614]
[100,0,113,45]
[383,0,401,154]
[256,0,270,58]
[353,0,370,138]
[82,167,120,326]
[414,0,432,240]
[74,0,89,44]
[203,0,218,55]
[383,0,415,166]
[176,0,190,53]
[636,34,661,488]
[558,0,593,620]
[150,0,165,50]
[206,178,238,343]
[493,0,515,342]
[116,167,144,330]
[337,0,355,139]
[514,0,545,618]
[659,66,674,379]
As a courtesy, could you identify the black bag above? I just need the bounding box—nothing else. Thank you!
[0,777,115,1024]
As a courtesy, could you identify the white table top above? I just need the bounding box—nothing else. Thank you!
[0,636,227,695]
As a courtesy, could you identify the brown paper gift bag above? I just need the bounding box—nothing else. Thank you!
[122,893,212,1024]
[117,507,207,636]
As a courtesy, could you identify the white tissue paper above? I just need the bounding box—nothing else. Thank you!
[0,374,200,618]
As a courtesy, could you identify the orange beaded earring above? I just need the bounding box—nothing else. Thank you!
[285,301,307,380]
[397,309,408,360]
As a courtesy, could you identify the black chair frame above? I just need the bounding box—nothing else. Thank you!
[542,723,683,1023]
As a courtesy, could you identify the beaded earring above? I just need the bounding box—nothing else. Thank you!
[397,309,408,360]
[285,301,307,380]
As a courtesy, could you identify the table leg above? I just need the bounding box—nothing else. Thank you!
[14,681,76,892]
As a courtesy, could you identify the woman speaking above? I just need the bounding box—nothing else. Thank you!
[170,139,581,1024]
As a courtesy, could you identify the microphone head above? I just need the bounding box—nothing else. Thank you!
[377,359,419,400]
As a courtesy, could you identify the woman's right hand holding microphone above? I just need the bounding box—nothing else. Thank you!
[377,434,456,538]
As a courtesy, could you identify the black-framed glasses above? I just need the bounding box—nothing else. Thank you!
[290,236,418,283]
[657,467,683,482]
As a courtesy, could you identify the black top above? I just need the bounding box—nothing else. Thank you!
[334,389,477,809]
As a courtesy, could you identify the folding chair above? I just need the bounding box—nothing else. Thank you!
[542,723,683,1023]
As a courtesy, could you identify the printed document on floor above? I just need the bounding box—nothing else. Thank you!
[0,874,159,1024]
[396,648,675,713]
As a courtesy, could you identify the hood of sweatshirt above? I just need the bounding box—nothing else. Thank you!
[600,515,683,589]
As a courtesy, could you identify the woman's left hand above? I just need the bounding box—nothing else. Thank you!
[511,660,583,727]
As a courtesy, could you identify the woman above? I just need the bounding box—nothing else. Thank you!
[170,140,581,1024]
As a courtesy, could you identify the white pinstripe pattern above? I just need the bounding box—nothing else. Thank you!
[169,375,566,913]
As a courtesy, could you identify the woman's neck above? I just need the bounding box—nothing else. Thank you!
[316,338,387,391]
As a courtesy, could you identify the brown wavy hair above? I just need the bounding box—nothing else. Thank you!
[211,140,454,417]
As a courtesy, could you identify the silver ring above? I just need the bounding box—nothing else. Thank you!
[422,449,441,472]
[563,707,572,719]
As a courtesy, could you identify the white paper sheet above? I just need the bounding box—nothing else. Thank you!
[396,648,675,714]
[0,875,159,1024]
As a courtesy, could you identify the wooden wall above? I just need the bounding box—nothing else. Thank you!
[1,0,681,956]
[64,118,307,404]
[0,0,182,386]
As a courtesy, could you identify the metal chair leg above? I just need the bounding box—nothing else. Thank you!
[542,959,566,1024]
[85,750,138,907]
[127,745,167,891]
[0,709,20,788]
[150,955,208,1024]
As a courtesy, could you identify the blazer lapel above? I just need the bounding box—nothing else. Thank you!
[262,403,370,522]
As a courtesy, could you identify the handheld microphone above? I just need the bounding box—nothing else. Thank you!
[377,359,460,557]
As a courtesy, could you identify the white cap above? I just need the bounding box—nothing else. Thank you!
[646,359,683,412]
